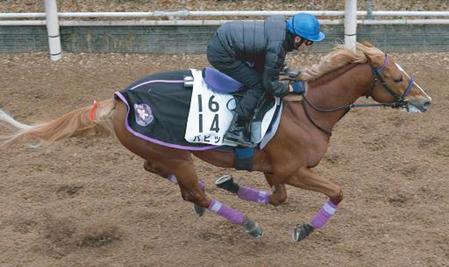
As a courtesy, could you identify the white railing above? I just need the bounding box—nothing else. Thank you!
[2,10,449,20]
[1,0,448,60]
[2,18,449,26]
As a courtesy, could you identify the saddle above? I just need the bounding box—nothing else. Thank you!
[202,67,243,94]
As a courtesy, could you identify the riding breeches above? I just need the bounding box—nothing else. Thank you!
[206,35,265,120]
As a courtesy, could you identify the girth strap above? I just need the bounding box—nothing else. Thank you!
[234,147,254,171]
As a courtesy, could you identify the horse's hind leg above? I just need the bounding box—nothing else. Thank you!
[143,160,206,216]
[215,173,287,206]
[285,167,343,241]
[113,101,261,237]
[143,160,171,179]
[164,156,263,238]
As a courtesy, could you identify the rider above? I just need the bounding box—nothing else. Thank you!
[206,13,325,146]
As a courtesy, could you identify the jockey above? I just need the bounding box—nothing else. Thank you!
[206,13,325,146]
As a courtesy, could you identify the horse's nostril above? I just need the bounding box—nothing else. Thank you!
[423,100,432,111]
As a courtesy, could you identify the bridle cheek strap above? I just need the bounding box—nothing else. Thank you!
[373,54,415,104]
[402,76,415,100]
[375,54,389,73]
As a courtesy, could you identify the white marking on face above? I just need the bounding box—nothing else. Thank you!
[395,63,432,101]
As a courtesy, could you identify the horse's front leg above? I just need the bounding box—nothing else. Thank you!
[265,174,288,206]
[215,173,287,206]
[285,167,343,241]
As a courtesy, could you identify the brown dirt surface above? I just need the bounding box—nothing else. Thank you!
[1,0,448,12]
[0,49,448,266]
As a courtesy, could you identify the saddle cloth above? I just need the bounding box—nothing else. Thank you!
[114,69,283,151]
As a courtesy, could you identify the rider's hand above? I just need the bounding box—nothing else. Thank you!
[289,80,305,94]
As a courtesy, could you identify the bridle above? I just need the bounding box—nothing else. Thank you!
[302,53,415,136]
[369,54,415,108]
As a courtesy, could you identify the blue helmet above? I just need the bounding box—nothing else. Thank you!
[287,13,325,42]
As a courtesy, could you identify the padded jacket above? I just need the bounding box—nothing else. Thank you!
[213,16,295,97]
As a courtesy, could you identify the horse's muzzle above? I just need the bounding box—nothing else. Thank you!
[406,98,432,113]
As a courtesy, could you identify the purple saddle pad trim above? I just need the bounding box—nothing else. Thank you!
[203,67,243,93]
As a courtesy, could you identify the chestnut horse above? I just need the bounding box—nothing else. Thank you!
[0,43,431,241]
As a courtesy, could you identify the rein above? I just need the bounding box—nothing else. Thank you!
[302,53,415,136]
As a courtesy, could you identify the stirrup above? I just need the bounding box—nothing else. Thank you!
[224,138,253,147]
[223,131,253,147]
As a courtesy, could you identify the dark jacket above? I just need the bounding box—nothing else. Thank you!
[213,16,295,97]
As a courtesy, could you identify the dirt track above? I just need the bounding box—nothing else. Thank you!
[0,51,448,266]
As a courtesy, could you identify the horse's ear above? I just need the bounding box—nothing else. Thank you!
[358,41,385,67]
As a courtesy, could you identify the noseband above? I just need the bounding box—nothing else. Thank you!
[302,53,415,136]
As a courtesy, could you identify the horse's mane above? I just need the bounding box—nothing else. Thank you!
[299,42,384,81]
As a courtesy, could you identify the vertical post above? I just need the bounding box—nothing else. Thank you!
[366,0,374,20]
[45,0,62,61]
[344,0,357,51]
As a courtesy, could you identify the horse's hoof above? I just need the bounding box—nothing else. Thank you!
[292,223,314,242]
[193,204,206,217]
[243,217,263,238]
[215,175,239,194]
[292,223,315,242]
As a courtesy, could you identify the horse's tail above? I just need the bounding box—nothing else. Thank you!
[0,99,116,147]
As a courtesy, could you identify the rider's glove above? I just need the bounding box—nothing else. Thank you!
[290,80,305,94]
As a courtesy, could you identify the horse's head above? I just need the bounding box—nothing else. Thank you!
[362,43,432,113]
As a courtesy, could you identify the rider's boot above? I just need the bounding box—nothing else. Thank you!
[223,113,253,147]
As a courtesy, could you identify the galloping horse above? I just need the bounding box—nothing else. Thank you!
[0,42,431,241]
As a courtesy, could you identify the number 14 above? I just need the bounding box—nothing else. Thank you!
[197,94,220,133]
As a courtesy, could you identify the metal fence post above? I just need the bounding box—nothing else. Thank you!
[367,0,374,20]
[344,0,357,51]
[45,0,62,61]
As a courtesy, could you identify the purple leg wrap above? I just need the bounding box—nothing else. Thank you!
[208,199,244,225]
[311,200,338,229]
[166,175,205,190]
[237,186,270,205]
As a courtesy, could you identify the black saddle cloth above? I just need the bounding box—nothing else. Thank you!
[115,69,212,149]
[114,69,277,150]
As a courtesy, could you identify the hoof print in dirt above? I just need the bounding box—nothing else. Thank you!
[78,225,122,248]
[56,184,83,198]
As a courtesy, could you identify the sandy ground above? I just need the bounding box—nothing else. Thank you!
[0,51,448,267]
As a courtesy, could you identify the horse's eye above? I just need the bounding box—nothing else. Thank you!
[393,76,403,83]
